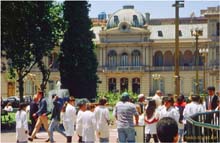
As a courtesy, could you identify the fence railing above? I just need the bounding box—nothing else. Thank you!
[185,110,220,142]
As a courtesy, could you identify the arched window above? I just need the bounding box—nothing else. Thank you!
[154,51,163,66]
[108,78,116,92]
[133,15,139,26]
[164,51,173,66]
[179,51,184,66]
[114,15,119,26]
[120,53,128,66]
[120,78,128,93]
[132,50,141,66]
[192,51,203,66]
[132,78,140,94]
[183,50,193,66]
[108,50,117,66]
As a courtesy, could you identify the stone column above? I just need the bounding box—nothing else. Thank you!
[129,77,132,92]
[116,77,120,92]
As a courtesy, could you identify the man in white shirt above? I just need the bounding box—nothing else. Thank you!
[94,98,110,143]
[152,90,163,108]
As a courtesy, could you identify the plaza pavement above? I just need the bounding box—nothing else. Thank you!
[1,127,119,143]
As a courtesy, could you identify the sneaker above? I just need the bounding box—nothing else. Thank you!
[28,138,33,142]
[45,138,50,142]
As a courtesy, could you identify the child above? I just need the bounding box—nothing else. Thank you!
[16,102,28,143]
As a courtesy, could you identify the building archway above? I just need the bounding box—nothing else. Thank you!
[120,78,128,93]
[154,51,163,66]
[164,51,173,66]
[183,50,193,66]
[132,78,140,94]
[108,78,116,92]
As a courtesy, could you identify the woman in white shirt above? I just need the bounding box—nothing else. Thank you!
[62,96,76,143]
[94,98,110,143]
[81,103,97,143]
[76,101,87,143]
[145,99,159,143]
[16,102,28,143]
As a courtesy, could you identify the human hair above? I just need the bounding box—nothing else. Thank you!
[62,102,68,112]
[18,102,27,111]
[161,96,168,105]
[191,95,200,102]
[177,94,185,104]
[6,102,12,107]
[146,100,156,119]
[86,103,96,110]
[99,97,107,105]
[156,117,178,143]
[166,96,174,106]
[68,96,75,102]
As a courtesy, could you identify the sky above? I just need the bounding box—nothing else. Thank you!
[88,0,220,18]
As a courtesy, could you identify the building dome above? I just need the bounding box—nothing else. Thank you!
[106,5,146,29]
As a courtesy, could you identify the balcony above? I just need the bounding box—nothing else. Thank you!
[98,66,146,72]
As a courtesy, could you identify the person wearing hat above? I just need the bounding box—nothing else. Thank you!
[159,96,180,123]
[113,92,139,143]
[137,94,145,114]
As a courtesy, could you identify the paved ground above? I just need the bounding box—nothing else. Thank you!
[1,127,119,143]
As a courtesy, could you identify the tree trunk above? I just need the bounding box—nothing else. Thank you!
[18,77,24,102]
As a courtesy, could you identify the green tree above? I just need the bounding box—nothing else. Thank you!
[2,1,57,101]
[59,1,98,99]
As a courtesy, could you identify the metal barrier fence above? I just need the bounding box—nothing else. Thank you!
[185,110,220,142]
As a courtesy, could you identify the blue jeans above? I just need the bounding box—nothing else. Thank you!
[178,129,184,143]
[117,127,136,143]
[100,137,109,143]
[49,119,65,142]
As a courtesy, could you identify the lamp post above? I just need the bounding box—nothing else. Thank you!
[152,74,161,93]
[199,47,208,93]
[191,28,203,95]
[173,0,184,96]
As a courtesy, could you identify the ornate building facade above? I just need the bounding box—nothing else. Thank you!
[94,5,220,96]
[1,5,219,98]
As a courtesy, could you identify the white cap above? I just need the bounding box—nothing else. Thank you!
[138,94,145,99]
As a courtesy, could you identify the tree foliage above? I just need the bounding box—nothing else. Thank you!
[59,1,98,99]
[1,1,58,101]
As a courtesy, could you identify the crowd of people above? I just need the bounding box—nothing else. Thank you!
[14,86,219,143]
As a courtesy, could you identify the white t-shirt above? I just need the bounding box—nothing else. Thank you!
[183,102,205,117]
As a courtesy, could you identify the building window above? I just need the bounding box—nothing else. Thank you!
[120,53,128,66]
[25,80,33,96]
[49,80,55,90]
[108,78,116,92]
[164,51,173,66]
[158,31,163,37]
[132,78,140,94]
[108,50,117,66]
[183,50,193,66]
[132,50,141,66]
[114,15,119,26]
[217,22,219,36]
[152,78,164,94]
[154,51,163,66]
[7,82,15,97]
[192,79,203,94]
[133,15,139,26]
[179,30,182,36]
[120,78,128,93]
